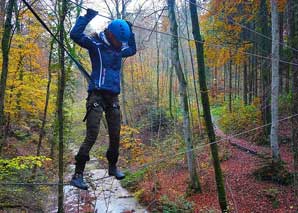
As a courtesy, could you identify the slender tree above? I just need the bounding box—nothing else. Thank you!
[0,0,6,27]
[183,1,202,133]
[279,12,284,93]
[243,62,248,105]
[229,55,233,112]
[289,0,298,194]
[167,0,201,192]
[0,0,15,153]
[57,0,67,211]
[169,59,174,119]
[257,0,271,140]
[37,39,55,156]
[189,0,228,211]
[156,28,161,109]
[270,0,281,164]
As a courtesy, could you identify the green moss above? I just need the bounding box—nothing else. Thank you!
[120,168,147,190]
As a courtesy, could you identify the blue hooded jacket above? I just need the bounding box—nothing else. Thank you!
[70,16,137,94]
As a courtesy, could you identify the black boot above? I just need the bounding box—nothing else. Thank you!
[108,164,125,180]
[70,173,88,190]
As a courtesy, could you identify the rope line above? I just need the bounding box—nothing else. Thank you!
[1,112,297,187]
[185,0,298,53]
[125,112,298,173]
[20,0,298,71]
[0,175,111,186]
[65,0,298,67]
[20,0,91,81]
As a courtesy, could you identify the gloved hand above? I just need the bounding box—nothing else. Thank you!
[125,20,133,32]
[84,8,98,20]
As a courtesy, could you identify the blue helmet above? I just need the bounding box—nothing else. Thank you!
[107,19,131,43]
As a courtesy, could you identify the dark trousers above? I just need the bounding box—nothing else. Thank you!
[75,90,121,174]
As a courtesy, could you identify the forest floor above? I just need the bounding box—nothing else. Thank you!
[138,121,298,212]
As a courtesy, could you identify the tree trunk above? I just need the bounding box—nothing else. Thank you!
[243,62,248,105]
[0,0,15,154]
[229,57,232,112]
[184,0,202,133]
[254,52,258,98]
[258,0,271,140]
[185,24,202,135]
[0,0,6,27]
[167,0,201,192]
[120,0,128,125]
[169,61,174,119]
[129,61,136,124]
[189,0,228,210]
[285,65,290,94]
[178,33,194,131]
[224,64,226,102]
[235,65,238,98]
[156,30,160,109]
[58,0,67,211]
[237,65,240,97]
[270,0,281,164]
[37,40,54,156]
[289,0,298,195]
[279,12,284,93]
[248,56,253,104]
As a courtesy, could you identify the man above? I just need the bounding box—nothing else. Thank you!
[69,8,136,190]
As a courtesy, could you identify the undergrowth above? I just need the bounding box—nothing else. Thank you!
[212,99,265,144]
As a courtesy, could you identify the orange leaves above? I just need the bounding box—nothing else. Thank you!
[3,11,56,125]
[120,125,146,166]
[277,0,288,11]
[201,0,255,68]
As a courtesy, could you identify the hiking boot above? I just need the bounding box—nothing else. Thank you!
[108,165,125,180]
[70,173,88,190]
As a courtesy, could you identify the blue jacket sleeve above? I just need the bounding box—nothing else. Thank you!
[121,33,137,57]
[70,16,96,49]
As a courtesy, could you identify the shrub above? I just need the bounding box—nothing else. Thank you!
[279,93,292,113]
[120,168,147,190]
[147,107,171,132]
[253,161,293,185]
[0,156,51,181]
[160,195,194,213]
[120,126,146,166]
[217,99,264,143]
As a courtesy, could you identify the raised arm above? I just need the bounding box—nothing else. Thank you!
[121,33,137,57]
[121,21,137,57]
[70,9,98,49]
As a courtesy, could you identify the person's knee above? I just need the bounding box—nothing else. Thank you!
[107,107,121,129]
[110,107,121,119]
[87,125,99,139]
[75,154,90,162]
[110,134,120,144]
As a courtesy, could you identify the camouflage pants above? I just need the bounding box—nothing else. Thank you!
[75,90,121,174]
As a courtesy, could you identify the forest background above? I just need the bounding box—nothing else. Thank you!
[0,0,298,212]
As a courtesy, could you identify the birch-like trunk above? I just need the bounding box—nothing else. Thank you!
[167,0,201,192]
[270,0,281,164]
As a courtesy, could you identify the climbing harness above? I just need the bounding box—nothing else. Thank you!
[83,102,100,122]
